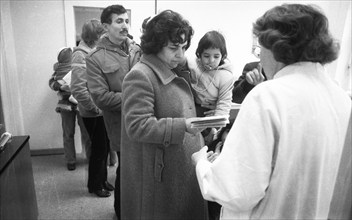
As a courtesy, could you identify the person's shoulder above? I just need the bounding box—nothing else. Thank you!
[72,46,87,60]
[124,62,150,81]
[216,68,234,83]
[86,47,103,59]
[73,46,89,55]
[131,61,151,73]
[129,41,142,54]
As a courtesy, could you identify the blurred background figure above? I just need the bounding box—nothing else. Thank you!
[49,47,91,171]
[71,19,113,197]
[232,61,266,104]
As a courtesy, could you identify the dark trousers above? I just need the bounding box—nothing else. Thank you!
[114,152,121,220]
[82,116,109,191]
[208,201,221,220]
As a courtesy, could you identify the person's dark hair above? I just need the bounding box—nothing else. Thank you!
[81,19,105,48]
[101,4,127,24]
[196,30,228,65]
[140,10,194,54]
[208,122,233,153]
[253,4,339,65]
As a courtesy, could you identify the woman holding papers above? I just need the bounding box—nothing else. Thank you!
[120,10,208,220]
[192,3,351,219]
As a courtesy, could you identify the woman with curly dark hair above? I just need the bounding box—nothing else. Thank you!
[193,4,351,219]
[120,10,208,220]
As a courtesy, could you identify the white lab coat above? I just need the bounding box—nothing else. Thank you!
[196,62,351,219]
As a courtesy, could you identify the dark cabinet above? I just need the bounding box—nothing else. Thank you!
[0,136,38,220]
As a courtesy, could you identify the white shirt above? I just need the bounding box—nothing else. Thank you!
[196,62,351,219]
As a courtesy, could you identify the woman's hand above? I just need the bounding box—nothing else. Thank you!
[203,109,215,116]
[192,146,210,165]
[207,151,220,163]
[185,118,205,135]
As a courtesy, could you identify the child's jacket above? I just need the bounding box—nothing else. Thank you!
[188,57,234,116]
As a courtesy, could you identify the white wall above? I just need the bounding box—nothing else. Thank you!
[158,0,351,79]
[1,0,67,150]
[1,0,350,150]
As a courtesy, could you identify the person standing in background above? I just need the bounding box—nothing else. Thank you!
[192,3,351,219]
[232,61,266,104]
[71,19,114,198]
[85,3,141,217]
[49,47,91,171]
[120,10,208,220]
[232,37,267,104]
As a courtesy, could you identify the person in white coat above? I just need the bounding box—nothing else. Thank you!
[192,3,351,220]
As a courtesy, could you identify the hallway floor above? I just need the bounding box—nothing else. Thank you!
[31,154,117,220]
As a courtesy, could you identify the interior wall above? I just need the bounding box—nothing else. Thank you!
[158,0,351,79]
[4,0,68,150]
[1,0,350,150]
[2,0,155,151]
[1,0,25,136]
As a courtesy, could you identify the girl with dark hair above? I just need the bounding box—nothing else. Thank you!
[188,30,234,118]
[187,30,234,146]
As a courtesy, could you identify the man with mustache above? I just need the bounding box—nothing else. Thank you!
[85,4,141,218]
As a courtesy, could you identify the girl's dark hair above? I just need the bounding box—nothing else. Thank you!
[100,4,127,24]
[253,3,339,65]
[196,30,228,65]
[81,19,105,47]
[140,10,194,54]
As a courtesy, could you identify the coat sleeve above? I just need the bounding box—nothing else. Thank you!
[196,87,276,212]
[232,63,257,104]
[122,69,187,146]
[214,70,234,116]
[71,51,100,113]
[49,73,62,91]
[86,55,121,112]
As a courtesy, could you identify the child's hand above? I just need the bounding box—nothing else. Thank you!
[203,109,215,116]
[192,146,209,165]
[207,150,220,163]
[60,84,70,92]
[57,79,66,85]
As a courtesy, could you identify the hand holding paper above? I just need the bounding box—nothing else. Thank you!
[189,115,229,129]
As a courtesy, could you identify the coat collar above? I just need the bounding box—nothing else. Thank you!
[96,34,135,55]
[140,54,176,85]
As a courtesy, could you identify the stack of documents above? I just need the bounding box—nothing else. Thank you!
[190,115,229,128]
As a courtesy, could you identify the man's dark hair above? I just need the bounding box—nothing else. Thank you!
[101,4,127,24]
